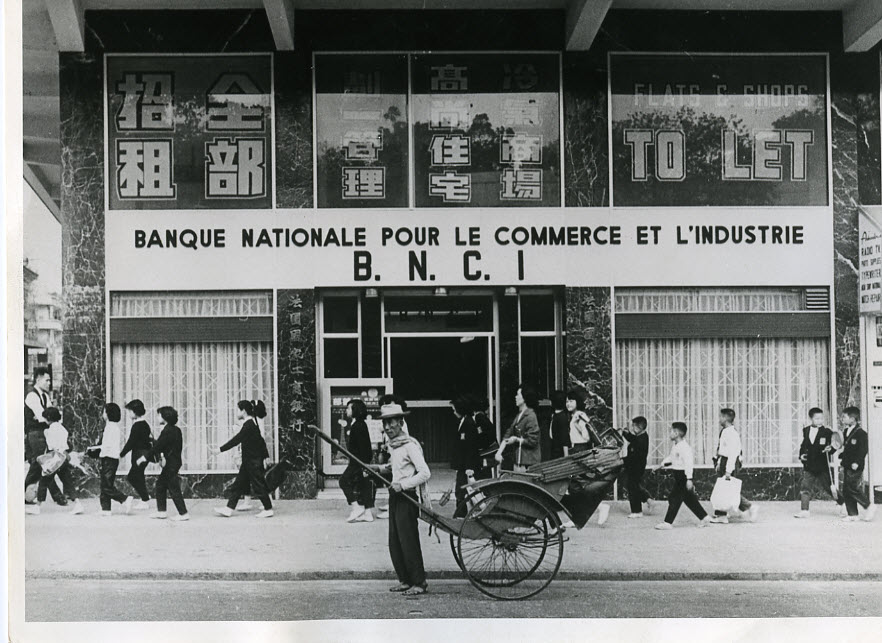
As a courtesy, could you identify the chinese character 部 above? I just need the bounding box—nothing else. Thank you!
[430,64,468,91]
[206,73,267,131]
[342,167,386,199]
[116,139,175,199]
[342,130,384,161]
[430,134,471,166]
[500,168,542,200]
[205,138,266,198]
[115,73,174,131]
[500,133,542,164]
[429,171,471,203]
[502,98,541,126]
[429,98,471,130]
[502,64,539,91]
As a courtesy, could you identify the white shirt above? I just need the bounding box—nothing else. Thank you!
[45,422,70,453]
[663,440,695,478]
[808,426,819,444]
[100,421,122,459]
[25,389,51,424]
[717,425,742,474]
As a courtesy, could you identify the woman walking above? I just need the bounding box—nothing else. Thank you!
[214,400,274,518]
[339,398,375,523]
[450,396,481,518]
[121,399,153,510]
[136,406,188,520]
[496,384,540,472]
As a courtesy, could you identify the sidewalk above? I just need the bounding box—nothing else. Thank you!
[24,499,882,581]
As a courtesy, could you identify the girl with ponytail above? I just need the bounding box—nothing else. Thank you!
[215,399,274,518]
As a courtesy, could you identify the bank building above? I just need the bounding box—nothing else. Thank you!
[26,0,882,502]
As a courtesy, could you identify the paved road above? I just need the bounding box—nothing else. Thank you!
[26,579,882,621]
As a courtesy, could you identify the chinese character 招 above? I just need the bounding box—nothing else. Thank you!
[430,65,468,91]
[115,73,174,131]
[342,130,384,161]
[342,167,386,199]
[500,168,542,200]
[502,98,541,126]
[429,171,471,203]
[502,64,539,91]
[205,138,266,198]
[116,139,175,199]
[429,98,471,130]
[207,73,267,131]
[500,133,542,164]
[430,134,471,166]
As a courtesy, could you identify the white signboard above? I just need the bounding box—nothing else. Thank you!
[860,209,882,314]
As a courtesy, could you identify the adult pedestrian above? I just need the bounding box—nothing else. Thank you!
[214,400,274,518]
[121,399,153,510]
[450,395,481,518]
[469,395,497,479]
[496,384,540,471]
[136,406,189,520]
[548,390,571,460]
[339,398,375,523]
[95,403,134,516]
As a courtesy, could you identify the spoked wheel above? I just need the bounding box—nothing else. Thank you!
[450,488,484,572]
[456,491,564,600]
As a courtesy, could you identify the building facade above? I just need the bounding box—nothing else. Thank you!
[58,8,881,501]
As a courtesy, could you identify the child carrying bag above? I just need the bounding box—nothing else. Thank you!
[710,476,743,513]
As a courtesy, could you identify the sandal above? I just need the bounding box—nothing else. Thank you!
[402,585,427,596]
[389,583,411,593]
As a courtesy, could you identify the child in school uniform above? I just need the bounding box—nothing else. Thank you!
[96,403,134,516]
[710,408,758,524]
[838,406,876,522]
[24,407,84,515]
[622,416,652,518]
[654,422,711,530]
[794,407,835,518]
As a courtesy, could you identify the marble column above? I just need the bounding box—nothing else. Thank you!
[274,51,314,208]
[564,287,613,429]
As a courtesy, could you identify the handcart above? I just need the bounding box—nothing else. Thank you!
[310,425,623,600]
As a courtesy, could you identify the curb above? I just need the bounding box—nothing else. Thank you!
[26,570,882,582]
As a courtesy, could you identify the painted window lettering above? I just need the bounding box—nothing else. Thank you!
[342,130,383,161]
[429,171,471,202]
[116,139,176,199]
[115,72,174,131]
[430,64,468,91]
[206,73,267,131]
[500,133,542,164]
[205,138,266,198]
[502,63,539,90]
[430,134,471,166]
[342,167,386,199]
[502,98,540,126]
[500,168,542,200]
[429,98,471,130]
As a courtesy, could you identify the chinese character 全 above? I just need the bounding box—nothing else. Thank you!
[500,133,542,164]
[502,63,539,91]
[430,134,471,166]
[205,137,266,198]
[115,73,174,131]
[429,171,471,203]
[342,167,385,199]
[207,73,268,131]
[116,139,175,199]
[429,98,471,130]
[430,65,468,91]
[500,168,542,200]
[502,98,541,126]
[342,130,383,161]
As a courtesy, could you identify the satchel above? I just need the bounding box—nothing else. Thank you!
[37,450,68,476]
[710,476,743,513]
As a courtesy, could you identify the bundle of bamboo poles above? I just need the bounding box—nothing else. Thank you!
[526,447,623,483]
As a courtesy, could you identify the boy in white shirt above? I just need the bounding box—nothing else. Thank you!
[24,407,84,515]
[94,403,134,516]
[654,422,711,530]
[710,408,759,524]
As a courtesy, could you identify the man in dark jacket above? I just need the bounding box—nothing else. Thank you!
[622,416,652,517]
[794,407,835,518]
[839,407,875,522]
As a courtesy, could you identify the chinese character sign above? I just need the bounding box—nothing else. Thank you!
[315,55,409,208]
[107,54,273,210]
[610,54,828,207]
[412,54,561,208]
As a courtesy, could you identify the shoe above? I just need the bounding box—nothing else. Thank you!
[170,513,190,521]
[627,513,643,519]
[642,499,653,515]
[150,511,168,519]
[709,515,729,524]
[389,583,411,593]
[236,501,255,512]
[839,504,848,517]
[375,508,389,519]
[561,520,576,529]
[698,516,712,528]
[596,503,610,527]
[214,507,233,517]
[861,504,877,522]
[256,509,274,518]
[133,499,150,511]
[355,510,374,522]
[794,510,810,519]
[402,585,427,596]
[654,522,673,530]
[101,510,112,517]
[347,503,366,523]
[841,515,859,522]
[69,500,84,515]
[748,504,760,523]
[123,496,135,515]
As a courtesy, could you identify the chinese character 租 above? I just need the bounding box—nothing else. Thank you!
[116,139,175,199]
[430,134,471,166]
[342,130,383,161]
[343,70,381,95]
[207,73,268,131]
[502,98,541,126]
[500,133,542,164]
[205,137,266,198]
[429,98,471,130]
[343,167,385,199]
[429,171,471,203]
[115,73,174,131]
[500,168,542,200]
[502,64,539,91]
[430,64,468,91]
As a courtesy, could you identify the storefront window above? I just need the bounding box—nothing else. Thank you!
[518,291,559,400]
[320,293,361,378]
[323,338,359,378]
[322,296,359,334]
[384,294,493,333]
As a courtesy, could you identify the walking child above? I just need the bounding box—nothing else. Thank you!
[120,399,153,510]
[450,396,481,518]
[709,408,759,524]
[838,406,876,522]
[794,407,835,518]
[622,416,652,518]
[96,403,134,516]
[24,366,66,509]
[24,407,84,515]
[214,400,274,518]
[136,406,189,520]
[654,422,711,530]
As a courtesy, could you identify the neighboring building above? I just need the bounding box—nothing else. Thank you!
[32,292,63,390]
[23,259,50,389]
[40,4,882,501]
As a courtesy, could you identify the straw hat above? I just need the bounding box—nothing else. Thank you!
[378,403,409,419]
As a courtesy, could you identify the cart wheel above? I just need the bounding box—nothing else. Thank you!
[450,488,484,572]
[456,491,564,600]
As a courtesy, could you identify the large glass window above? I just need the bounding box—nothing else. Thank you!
[518,291,560,401]
[320,293,362,378]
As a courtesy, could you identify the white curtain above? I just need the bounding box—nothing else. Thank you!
[111,292,272,318]
[615,288,804,313]
[615,337,830,466]
[110,342,275,472]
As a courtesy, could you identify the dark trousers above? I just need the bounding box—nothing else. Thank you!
[713,457,751,516]
[624,467,650,513]
[26,460,77,502]
[388,490,426,588]
[664,471,708,524]
[842,468,871,516]
[126,455,150,502]
[99,458,128,511]
[155,465,188,515]
[226,459,272,510]
[561,476,613,529]
[339,463,374,509]
[453,470,470,518]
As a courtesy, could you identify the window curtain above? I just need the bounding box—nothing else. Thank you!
[110,342,275,472]
[615,337,829,466]
[111,292,272,318]
[615,288,805,313]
